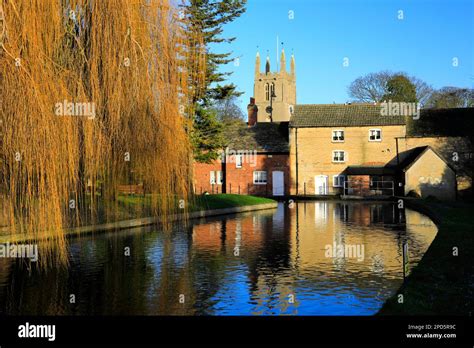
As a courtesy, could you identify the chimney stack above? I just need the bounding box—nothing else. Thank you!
[247,97,258,127]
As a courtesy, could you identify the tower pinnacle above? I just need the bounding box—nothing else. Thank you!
[265,55,270,74]
[290,53,296,76]
[280,48,286,72]
[255,51,260,76]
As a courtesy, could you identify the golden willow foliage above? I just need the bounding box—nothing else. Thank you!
[0,0,205,265]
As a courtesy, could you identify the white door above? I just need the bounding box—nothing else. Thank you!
[315,175,328,195]
[272,171,284,196]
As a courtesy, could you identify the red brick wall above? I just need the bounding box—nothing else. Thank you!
[193,153,290,196]
[193,161,223,194]
[347,175,371,195]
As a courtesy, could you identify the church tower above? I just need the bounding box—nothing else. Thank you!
[253,49,296,123]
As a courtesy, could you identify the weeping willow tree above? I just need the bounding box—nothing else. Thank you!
[0,0,205,264]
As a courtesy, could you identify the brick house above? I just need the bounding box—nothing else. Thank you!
[193,116,290,196]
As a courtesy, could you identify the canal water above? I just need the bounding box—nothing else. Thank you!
[0,201,437,315]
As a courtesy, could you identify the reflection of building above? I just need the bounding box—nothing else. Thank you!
[289,202,437,277]
[0,201,439,316]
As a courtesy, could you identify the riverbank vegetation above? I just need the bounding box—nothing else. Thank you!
[112,194,276,221]
[379,199,474,315]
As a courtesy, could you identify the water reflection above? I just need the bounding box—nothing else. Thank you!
[0,201,437,315]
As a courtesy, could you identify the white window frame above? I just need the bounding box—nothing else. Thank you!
[210,171,223,185]
[216,171,223,185]
[332,150,346,163]
[332,129,345,142]
[333,175,345,187]
[210,171,216,185]
[235,154,243,168]
[369,128,382,142]
[253,171,267,185]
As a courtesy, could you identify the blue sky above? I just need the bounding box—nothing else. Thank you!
[211,0,474,111]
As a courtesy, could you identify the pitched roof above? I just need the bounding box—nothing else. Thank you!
[396,146,429,170]
[395,146,455,172]
[290,104,407,128]
[223,121,289,153]
[344,146,454,176]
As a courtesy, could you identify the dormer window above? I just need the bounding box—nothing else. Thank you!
[332,130,344,142]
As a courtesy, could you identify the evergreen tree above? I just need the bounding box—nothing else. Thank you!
[190,106,224,163]
[181,0,247,163]
[382,75,418,102]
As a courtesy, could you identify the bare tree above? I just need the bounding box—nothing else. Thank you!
[211,96,246,122]
[410,76,434,106]
[348,71,392,103]
[348,71,433,104]
[425,87,474,108]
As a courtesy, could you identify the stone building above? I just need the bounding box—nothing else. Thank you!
[396,146,457,200]
[289,105,463,200]
[289,104,407,196]
[253,50,296,123]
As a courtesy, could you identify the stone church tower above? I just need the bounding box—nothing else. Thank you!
[253,49,296,123]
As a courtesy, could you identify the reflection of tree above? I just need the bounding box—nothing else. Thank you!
[152,228,194,315]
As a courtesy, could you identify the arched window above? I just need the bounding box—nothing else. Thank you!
[270,83,275,98]
[265,83,269,101]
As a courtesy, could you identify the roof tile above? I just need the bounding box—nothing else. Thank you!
[290,104,407,127]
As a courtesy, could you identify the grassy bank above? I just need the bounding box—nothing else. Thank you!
[117,193,276,215]
[0,194,277,240]
[379,199,474,315]
[191,194,276,211]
